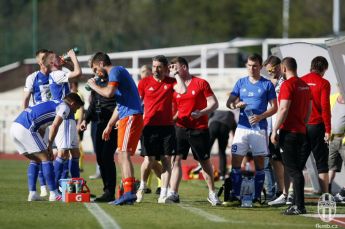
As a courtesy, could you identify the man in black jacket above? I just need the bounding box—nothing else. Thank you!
[80,76,117,202]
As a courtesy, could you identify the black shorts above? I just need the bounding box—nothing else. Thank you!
[279,130,308,170]
[301,123,329,173]
[140,125,176,159]
[268,133,282,161]
[175,126,210,161]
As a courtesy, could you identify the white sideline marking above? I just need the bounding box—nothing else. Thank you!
[84,203,121,229]
[179,204,312,227]
[179,204,228,223]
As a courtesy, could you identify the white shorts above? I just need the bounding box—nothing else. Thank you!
[231,128,268,156]
[55,119,79,150]
[10,122,47,154]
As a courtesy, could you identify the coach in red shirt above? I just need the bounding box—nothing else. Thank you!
[168,56,221,206]
[301,56,331,194]
[271,57,312,215]
[137,55,186,203]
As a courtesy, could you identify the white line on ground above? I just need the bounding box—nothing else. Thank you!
[179,204,228,222]
[179,204,313,227]
[84,203,121,229]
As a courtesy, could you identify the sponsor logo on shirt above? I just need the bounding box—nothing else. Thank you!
[148,87,154,91]
[176,94,181,98]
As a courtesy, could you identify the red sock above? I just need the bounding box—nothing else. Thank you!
[123,177,135,193]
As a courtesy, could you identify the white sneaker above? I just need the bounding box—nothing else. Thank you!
[136,189,145,203]
[334,193,345,203]
[268,194,287,206]
[40,186,48,197]
[49,192,62,202]
[158,196,167,204]
[207,192,221,206]
[89,173,101,179]
[165,194,180,203]
[28,192,44,201]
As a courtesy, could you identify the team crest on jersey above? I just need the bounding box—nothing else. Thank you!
[248,92,254,97]
[176,94,181,98]
[242,88,247,92]
[258,89,261,93]
[148,87,154,91]
[164,85,168,90]
[192,90,195,95]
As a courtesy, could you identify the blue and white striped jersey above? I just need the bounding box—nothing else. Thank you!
[49,70,70,100]
[24,71,51,104]
[14,100,73,132]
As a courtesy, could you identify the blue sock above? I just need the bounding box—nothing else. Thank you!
[27,161,39,191]
[42,161,57,191]
[53,157,65,185]
[69,157,80,178]
[231,167,242,198]
[38,163,46,186]
[254,170,265,199]
[61,160,69,179]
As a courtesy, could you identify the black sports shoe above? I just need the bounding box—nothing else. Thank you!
[94,193,115,202]
[144,188,152,194]
[155,187,161,195]
[283,205,306,215]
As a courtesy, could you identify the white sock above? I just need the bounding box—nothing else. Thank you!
[50,190,60,196]
[29,191,37,195]
[139,181,146,190]
[160,188,168,198]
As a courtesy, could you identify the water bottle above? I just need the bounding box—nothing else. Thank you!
[241,178,254,208]
[244,108,260,130]
[75,180,82,193]
[85,75,100,91]
[67,181,75,193]
[61,47,79,61]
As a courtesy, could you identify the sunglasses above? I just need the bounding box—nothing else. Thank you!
[267,65,277,74]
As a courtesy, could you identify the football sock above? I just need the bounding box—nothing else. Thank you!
[38,163,46,186]
[28,161,39,191]
[53,157,65,185]
[42,161,57,191]
[160,187,167,198]
[255,169,265,199]
[61,159,69,179]
[69,157,80,178]
[231,167,242,198]
[139,181,146,190]
[123,177,135,193]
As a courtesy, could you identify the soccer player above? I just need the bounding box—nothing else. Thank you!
[80,73,118,202]
[138,64,163,195]
[136,55,186,203]
[10,93,84,201]
[226,53,277,204]
[43,50,82,184]
[22,49,52,198]
[168,56,221,206]
[271,57,312,215]
[301,56,331,194]
[87,52,143,205]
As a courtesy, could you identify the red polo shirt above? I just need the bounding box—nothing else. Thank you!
[279,76,311,134]
[301,72,331,133]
